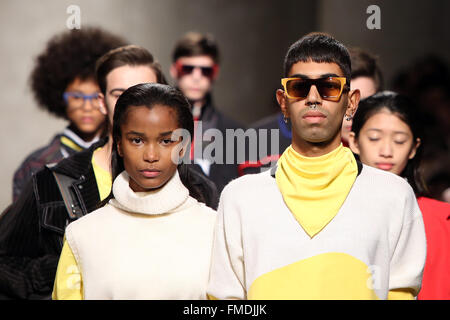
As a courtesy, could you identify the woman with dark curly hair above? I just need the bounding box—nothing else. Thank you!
[12,27,127,201]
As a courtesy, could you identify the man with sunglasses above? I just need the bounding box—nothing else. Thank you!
[240,47,384,175]
[170,31,243,193]
[207,32,426,300]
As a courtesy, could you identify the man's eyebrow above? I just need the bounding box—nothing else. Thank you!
[109,88,125,95]
[289,73,341,79]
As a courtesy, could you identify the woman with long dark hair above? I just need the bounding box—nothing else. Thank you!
[52,83,217,299]
[349,91,450,300]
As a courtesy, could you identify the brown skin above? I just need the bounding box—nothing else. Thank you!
[65,77,106,141]
[276,61,360,157]
[93,65,158,174]
[341,76,377,144]
[117,105,185,192]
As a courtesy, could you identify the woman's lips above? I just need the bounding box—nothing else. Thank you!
[376,163,394,171]
[139,169,161,178]
[81,116,94,123]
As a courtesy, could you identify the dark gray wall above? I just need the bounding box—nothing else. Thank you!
[318,0,450,87]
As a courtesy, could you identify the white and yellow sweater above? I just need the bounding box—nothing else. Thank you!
[53,170,217,300]
[207,163,426,300]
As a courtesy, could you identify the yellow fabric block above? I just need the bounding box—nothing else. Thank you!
[60,136,83,152]
[248,252,378,300]
[275,144,357,238]
[91,148,112,201]
[388,289,415,300]
[52,240,83,300]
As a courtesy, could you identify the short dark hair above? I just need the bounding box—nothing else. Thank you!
[349,47,384,91]
[30,26,127,119]
[112,83,193,149]
[96,45,167,94]
[351,91,429,197]
[172,31,220,64]
[284,32,351,84]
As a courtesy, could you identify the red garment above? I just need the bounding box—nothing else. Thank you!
[417,197,450,300]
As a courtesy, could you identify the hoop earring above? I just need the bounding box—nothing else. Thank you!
[283,116,289,124]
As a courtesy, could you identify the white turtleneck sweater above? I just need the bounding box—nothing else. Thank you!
[52,170,217,300]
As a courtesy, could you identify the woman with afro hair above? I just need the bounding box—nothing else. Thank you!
[12,27,127,201]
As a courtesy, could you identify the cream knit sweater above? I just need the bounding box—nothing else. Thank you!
[64,170,217,300]
[207,164,426,300]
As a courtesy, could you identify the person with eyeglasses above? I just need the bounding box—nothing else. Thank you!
[170,31,244,194]
[0,44,218,300]
[12,27,127,202]
[207,32,426,300]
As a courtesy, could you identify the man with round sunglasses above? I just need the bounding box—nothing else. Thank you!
[208,32,426,300]
[170,31,243,194]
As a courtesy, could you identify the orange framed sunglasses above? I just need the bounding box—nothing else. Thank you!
[281,77,349,101]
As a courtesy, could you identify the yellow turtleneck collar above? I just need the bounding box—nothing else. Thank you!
[275,143,358,238]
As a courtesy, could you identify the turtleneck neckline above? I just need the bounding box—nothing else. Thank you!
[109,170,189,215]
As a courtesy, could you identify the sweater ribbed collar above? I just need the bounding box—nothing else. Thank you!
[109,170,189,215]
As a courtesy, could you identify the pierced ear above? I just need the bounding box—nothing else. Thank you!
[98,93,107,115]
[408,138,421,160]
[276,89,288,118]
[346,89,360,120]
[347,132,360,155]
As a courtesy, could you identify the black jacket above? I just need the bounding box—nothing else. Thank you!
[239,112,292,175]
[0,139,218,299]
[190,95,245,193]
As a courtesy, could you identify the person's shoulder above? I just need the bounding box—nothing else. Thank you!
[188,197,217,221]
[15,134,62,171]
[66,204,113,233]
[359,164,413,194]
[221,168,273,197]
[215,109,245,130]
[251,112,280,130]
[418,197,450,219]
[52,138,107,176]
